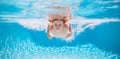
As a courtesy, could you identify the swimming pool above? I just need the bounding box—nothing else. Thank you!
[0,0,120,59]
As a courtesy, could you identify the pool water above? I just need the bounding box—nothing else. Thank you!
[0,0,120,59]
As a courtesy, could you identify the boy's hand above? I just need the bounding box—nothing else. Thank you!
[66,32,72,38]
[47,34,52,39]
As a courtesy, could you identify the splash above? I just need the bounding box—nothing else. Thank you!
[17,18,48,31]
[16,17,120,41]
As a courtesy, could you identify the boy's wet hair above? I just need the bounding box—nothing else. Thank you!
[49,19,58,22]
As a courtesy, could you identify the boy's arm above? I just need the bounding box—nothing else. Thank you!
[47,24,52,39]
[66,24,72,38]
[69,24,72,34]
[66,7,72,19]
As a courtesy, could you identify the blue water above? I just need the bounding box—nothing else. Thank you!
[0,0,120,59]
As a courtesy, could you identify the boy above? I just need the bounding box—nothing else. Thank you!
[47,7,72,39]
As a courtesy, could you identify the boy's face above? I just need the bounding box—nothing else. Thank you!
[53,20,63,30]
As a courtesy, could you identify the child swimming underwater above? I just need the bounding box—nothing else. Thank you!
[47,7,72,39]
